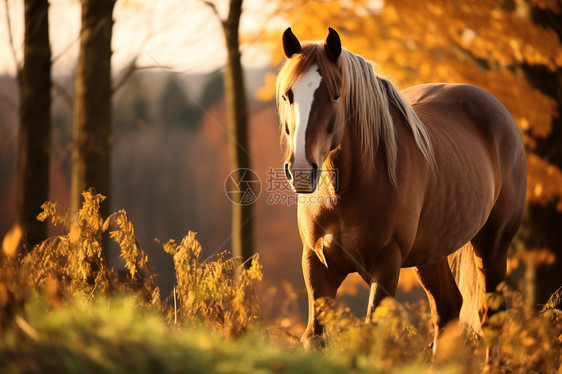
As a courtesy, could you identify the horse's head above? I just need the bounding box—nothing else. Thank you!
[277,27,345,193]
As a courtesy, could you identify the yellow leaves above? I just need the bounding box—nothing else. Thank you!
[165,231,262,336]
[23,189,105,289]
[314,296,429,371]
[255,72,277,101]
[512,247,556,267]
[0,227,31,333]
[541,286,562,312]
[2,193,265,344]
[371,302,391,323]
[520,331,537,347]
[431,321,473,368]
[519,117,531,131]
[37,201,65,226]
[246,255,263,282]
[164,231,202,282]
[78,189,105,233]
[106,209,146,280]
[527,153,562,210]
[384,5,399,22]
[530,0,562,13]
[2,225,22,258]
[19,189,160,305]
[425,3,444,17]
[496,287,562,372]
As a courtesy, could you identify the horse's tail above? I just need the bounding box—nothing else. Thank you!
[448,242,482,334]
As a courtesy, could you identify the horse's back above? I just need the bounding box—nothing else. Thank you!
[400,83,526,265]
[404,83,523,155]
[404,83,525,181]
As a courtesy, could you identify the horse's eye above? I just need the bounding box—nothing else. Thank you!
[333,93,340,101]
[284,89,293,104]
[285,123,290,135]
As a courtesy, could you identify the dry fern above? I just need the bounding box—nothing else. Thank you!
[164,231,262,336]
[22,189,159,306]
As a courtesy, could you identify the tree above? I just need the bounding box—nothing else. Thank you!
[519,3,562,305]
[15,0,51,250]
[206,0,254,263]
[267,0,562,305]
[71,0,116,226]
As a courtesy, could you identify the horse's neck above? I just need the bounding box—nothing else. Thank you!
[328,128,371,195]
[331,116,399,195]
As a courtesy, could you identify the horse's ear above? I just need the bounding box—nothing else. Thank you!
[324,27,341,62]
[283,27,301,58]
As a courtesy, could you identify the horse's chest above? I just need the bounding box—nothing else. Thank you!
[298,204,378,272]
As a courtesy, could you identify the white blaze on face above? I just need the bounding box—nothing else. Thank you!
[292,64,322,166]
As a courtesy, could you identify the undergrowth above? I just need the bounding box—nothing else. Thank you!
[1,190,561,373]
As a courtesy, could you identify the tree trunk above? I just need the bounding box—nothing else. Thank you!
[71,0,115,223]
[522,5,562,307]
[16,0,51,251]
[523,66,562,306]
[222,0,254,263]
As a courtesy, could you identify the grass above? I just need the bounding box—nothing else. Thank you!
[0,295,353,374]
[5,294,419,374]
[1,190,561,373]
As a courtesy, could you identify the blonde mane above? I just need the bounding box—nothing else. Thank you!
[276,42,435,185]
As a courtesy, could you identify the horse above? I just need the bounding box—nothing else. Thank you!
[275,27,526,354]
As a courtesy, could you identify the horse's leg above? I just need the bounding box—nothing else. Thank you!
[414,258,463,354]
[365,248,401,321]
[301,247,346,350]
[471,193,524,361]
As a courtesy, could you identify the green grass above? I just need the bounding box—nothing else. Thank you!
[0,295,361,374]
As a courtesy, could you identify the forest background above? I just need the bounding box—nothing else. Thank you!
[1,0,561,322]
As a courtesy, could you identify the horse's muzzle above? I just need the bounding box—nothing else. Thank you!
[285,162,318,193]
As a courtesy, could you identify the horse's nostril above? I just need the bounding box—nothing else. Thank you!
[311,163,318,182]
[284,162,292,181]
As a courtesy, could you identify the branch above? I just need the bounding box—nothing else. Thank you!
[239,2,282,46]
[3,0,21,75]
[52,81,73,108]
[112,64,168,94]
[111,0,159,95]
[52,35,81,64]
[203,1,221,20]
[112,59,137,95]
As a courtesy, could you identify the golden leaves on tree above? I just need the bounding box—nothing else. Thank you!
[260,0,562,210]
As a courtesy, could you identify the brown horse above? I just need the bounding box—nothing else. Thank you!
[276,27,526,353]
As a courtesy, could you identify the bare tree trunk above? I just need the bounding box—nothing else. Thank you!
[520,5,562,307]
[71,0,115,225]
[222,0,254,263]
[16,0,51,251]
